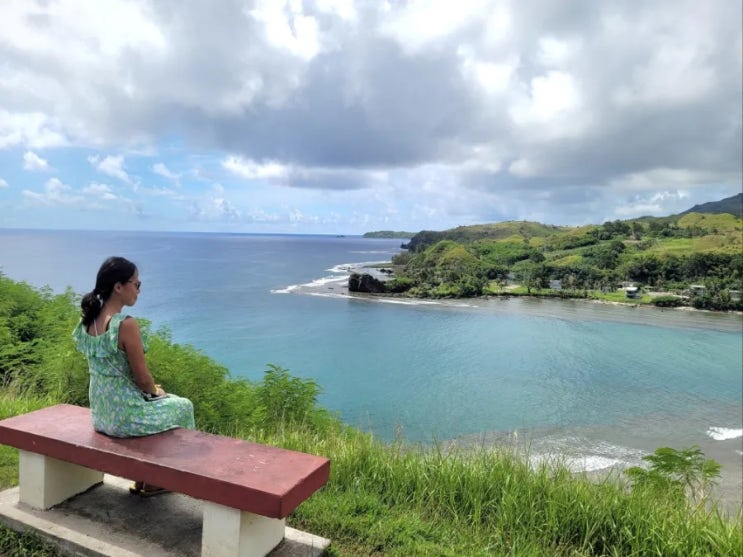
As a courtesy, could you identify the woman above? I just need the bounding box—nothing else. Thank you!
[72,256,195,496]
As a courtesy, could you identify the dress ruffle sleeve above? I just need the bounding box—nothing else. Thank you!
[72,319,119,357]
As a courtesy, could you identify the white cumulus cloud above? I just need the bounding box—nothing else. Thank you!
[152,162,179,181]
[22,151,51,172]
[22,178,81,206]
[89,155,133,185]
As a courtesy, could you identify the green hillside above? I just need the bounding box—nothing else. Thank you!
[363,230,416,239]
[382,211,743,309]
[403,221,565,252]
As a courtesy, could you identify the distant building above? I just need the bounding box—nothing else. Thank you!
[625,286,640,299]
[549,279,562,290]
[689,285,706,297]
[729,290,740,301]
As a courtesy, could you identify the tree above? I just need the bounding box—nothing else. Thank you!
[626,446,721,508]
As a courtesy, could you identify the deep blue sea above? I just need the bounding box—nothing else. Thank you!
[1,229,742,505]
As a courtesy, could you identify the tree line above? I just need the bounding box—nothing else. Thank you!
[381,214,743,309]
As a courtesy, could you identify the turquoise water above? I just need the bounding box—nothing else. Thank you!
[1,229,741,495]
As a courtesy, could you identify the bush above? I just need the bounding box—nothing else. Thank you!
[626,446,721,508]
[256,364,327,431]
[386,277,415,293]
[652,295,684,308]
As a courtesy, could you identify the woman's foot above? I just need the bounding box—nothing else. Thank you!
[129,481,169,497]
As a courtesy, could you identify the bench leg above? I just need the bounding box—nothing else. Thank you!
[202,501,286,557]
[18,450,104,510]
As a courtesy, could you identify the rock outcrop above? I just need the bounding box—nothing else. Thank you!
[348,272,387,293]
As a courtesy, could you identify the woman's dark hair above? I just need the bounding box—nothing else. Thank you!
[80,256,137,326]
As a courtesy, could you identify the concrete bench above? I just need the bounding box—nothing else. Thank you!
[0,404,331,557]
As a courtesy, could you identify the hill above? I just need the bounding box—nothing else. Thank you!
[363,230,415,239]
[680,193,742,217]
[377,204,742,308]
[402,221,566,252]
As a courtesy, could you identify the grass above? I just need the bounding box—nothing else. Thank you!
[1,273,741,556]
[588,291,653,304]
[642,235,742,256]
[2,393,740,557]
[488,286,654,306]
[0,525,59,557]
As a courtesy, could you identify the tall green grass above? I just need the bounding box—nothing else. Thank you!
[1,274,741,556]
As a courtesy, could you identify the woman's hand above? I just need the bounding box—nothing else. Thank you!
[154,384,166,397]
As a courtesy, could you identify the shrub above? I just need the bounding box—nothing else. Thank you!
[652,295,684,307]
[625,446,721,507]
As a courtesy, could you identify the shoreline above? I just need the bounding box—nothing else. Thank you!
[445,424,742,518]
[276,261,743,333]
[276,260,743,516]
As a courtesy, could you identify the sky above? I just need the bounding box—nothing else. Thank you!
[0,0,741,235]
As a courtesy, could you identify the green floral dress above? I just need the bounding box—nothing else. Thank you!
[72,313,195,437]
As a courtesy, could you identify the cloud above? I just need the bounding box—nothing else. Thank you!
[22,177,81,206]
[88,155,133,185]
[0,177,8,188]
[222,156,290,180]
[82,182,119,201]
[22,151,51,171]
[0,111,67,149]
[615,190,692,217]
[152,162,179,181]
[189,184,242,222]
[0,1,740,231]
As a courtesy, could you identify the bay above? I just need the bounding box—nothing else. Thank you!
[1,228,741,509]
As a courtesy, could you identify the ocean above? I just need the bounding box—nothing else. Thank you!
[1,229,741,508]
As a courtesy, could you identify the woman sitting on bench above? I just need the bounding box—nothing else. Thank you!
[72,256,195,496]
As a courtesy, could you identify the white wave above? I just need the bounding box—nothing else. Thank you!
[564,455,625,472]
[271,284,300,294]
[349,250,400,255]
[529,452,625,473]
[706,427,743,441]
[327,260,391,273]
[376,298,475,308]
[308,275,348,287]
[272,274,348,295]
[527,437,646,474]
[306,291,351,299]
[327,264,355,273]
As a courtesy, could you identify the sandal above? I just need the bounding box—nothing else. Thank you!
[129,481,169,497]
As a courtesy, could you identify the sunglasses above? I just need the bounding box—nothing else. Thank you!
[128,280,142,290]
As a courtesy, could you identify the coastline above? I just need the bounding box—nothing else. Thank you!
[274,260,743,334]
[275,260,743,516]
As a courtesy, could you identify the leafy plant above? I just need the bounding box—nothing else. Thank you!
[625,446,721,507]
[652,295,684,307]
[256,363,323,430]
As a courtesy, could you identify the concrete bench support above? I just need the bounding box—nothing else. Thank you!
[18,450,103,510]
[0,405,331,557]
[202,501,286,557]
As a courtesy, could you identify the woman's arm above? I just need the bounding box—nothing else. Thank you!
[118,317,165,396]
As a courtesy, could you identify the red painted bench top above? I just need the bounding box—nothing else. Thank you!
[0,404,330,519]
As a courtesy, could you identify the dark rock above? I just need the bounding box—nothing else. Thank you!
[348,273,387,293]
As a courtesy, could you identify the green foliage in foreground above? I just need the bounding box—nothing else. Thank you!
[0,274,741,556]
[0,523,59,557]
[626,446,721,508]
